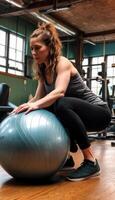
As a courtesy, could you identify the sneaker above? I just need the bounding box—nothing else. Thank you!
[66,159,100,181]
[61,156,75,171]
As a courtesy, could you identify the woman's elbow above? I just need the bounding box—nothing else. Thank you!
[59,90,65,97]
[54,89,65,98]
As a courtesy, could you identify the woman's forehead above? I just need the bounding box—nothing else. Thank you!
[30,37,43,45]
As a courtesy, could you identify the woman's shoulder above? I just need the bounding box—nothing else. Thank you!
[57,56,78,75]
[58,56,70,63]
[57,56,73,68]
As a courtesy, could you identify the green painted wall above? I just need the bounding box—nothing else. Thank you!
[0,74,37,106]
[84,41,115,57]
[63,40,115,59]
[62,41,76,59]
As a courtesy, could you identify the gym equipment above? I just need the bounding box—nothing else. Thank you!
[0,83,9,105]
[0,83,17,122]
[0,83,10,122]
[83,63,115,141]
[0,109,70,179]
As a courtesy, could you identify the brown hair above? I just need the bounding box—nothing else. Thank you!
[30,22,62,80]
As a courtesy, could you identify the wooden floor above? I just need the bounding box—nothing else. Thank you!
[0,140,115,200]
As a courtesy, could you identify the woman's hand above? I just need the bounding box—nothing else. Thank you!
[10,102,39,114]
[25,102,40,114]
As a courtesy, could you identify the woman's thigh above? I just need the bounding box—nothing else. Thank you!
[54,97,111,131]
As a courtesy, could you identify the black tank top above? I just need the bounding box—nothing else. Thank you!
[44,73,106,105]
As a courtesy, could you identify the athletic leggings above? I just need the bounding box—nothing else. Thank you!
[49,97,111,150]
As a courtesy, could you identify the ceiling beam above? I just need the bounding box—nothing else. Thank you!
[84,29,115,38]
[0,0,84,16]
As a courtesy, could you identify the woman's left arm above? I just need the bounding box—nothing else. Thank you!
[25,58,71,113]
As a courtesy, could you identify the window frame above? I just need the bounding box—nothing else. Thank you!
[0,27,26,77]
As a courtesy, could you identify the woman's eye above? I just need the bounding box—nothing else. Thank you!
[35,47,40,51]
[31,46,41,51]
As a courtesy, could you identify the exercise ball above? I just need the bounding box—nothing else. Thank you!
[0,109,70,179]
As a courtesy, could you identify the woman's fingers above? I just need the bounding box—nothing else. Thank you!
[15,105,29,114]
[10,104,29,114]
[10,103,38,115]
[25,108,33,114]
[10,107,18,114]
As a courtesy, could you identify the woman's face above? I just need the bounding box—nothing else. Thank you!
[30,37,50,65]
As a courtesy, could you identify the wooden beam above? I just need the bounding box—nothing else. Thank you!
[84,29,115,38]
[0,0,84,17]
[0,1,52,16]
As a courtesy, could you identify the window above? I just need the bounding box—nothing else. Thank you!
[8,33,25,76]
[0,29,7,72]
[82,58,88,66]
[107,55,115,96]
[0,28,25,76]
[82,58,88,80]
[91,56,104,95]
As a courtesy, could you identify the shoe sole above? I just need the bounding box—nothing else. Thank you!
[66,171,101,182]
[60,167,75,172]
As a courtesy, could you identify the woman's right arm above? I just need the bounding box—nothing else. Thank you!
[28,79,46,103]
[10,79,46,114]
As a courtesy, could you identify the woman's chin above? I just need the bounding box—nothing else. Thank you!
[37,61,43,65]
[35,59,42,64]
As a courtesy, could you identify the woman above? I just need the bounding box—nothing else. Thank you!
[12,22,111,181]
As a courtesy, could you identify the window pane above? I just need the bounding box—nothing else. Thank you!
[15,62,23,70]
[107,55,115,77]
[92,68,97,77]
[0,45,5,56]
[9,60,16,67]
[0,57,6,66]
[9,49,16,60]
[8,33,24,76]
[0,66,6,72]
[92,56,104,64]
[8,68,24,76]
[9,60,23,72]
[8,69,16,74]
[0,30,6,45]
[82,58,88,65]
[91,80,102,96]
[16,51,22,62]
[107,68,114,76]
[91,57,104,96]
[109,77,115,85]
[92,57,97,64]
[98,57,104,63]
[16,71,24,76]
[9,34,16,48]
[92,65,102,78]
[16,37,23,51]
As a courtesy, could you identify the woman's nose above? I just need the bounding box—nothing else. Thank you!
[32,49,37,55]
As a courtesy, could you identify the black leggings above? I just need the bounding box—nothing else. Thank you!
[50,97,111,150]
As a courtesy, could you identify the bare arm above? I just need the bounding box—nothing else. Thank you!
[34,57,71,109]
[28,79,46,103]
